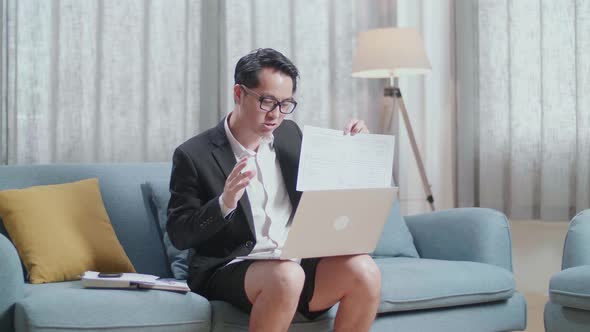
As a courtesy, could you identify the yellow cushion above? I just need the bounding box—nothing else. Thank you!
[0,178,135,283]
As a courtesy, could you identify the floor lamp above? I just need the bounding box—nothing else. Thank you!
[352,27,435,211]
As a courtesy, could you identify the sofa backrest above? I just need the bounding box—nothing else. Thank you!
[0,163,173,278]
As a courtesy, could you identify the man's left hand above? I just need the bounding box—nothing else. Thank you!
[343,119,370,136]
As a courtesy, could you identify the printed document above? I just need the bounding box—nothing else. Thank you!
[296,125,395,191]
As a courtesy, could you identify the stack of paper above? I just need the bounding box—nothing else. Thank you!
[81,271,190,293]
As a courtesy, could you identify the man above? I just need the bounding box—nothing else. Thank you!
[167,48,381,332]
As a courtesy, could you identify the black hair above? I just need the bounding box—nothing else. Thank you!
[234,48,299,93]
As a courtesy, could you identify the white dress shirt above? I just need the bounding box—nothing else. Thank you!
[220,115,293,257]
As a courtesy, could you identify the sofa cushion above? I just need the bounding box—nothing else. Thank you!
[376,257,515,313]
[16,281,210,332]
[549,265,590,311]
[544,301,590,332]
[0,178,135,284]
[146,180,189,280]
[372,200,419,258]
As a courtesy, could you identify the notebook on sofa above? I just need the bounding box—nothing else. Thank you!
[81,271,189,293]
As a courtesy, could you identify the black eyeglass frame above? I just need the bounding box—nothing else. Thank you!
[240,84,298,114]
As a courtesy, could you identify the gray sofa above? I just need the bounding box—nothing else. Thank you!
[545,210,590,331]
[0,163,526,331]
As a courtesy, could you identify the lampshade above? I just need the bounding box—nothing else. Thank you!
[352,27,431,78]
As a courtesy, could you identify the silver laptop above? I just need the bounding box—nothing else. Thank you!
[236,187,398,260]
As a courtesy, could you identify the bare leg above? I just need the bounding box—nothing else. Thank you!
[244,260,305,332]
[308,254,381,332]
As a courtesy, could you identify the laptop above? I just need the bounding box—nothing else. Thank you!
[236,187,398,260]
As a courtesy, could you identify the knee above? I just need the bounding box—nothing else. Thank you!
[266,261,305,299]
[348,255,381,299]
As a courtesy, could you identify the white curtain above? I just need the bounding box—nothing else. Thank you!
[0,0,456,214]
[395,0,456,214]
[456,0,590,221]
[0,0,208,164]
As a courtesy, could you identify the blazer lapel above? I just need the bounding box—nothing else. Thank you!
[274,133,302,209]
[210,120,255,236]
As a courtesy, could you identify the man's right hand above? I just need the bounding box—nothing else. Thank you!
[221,157,256,210]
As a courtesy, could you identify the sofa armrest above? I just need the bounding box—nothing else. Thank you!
[0,233,24,332]
[405,208,513,271]
[562,210,590,270]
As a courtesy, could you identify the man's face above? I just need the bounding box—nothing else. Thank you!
[234,67,294,137]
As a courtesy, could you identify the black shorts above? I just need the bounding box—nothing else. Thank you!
[204,258,331,320]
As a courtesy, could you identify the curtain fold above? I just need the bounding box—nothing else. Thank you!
[395,0,456,214]
[1,0,205,164]
[0,0,7,165]
[457,0,590,220]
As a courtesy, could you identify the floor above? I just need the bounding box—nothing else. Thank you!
[511,219,570,332]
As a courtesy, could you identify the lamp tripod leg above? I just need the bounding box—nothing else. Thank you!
[381,94,395,134]
[394,88,435,211]
[383,88,399,187]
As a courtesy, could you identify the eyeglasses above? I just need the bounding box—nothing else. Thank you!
[240,85,298,114]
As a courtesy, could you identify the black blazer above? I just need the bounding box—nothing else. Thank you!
[166,118,303,294]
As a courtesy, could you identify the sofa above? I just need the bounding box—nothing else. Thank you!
[0,163,527,331]
[545,210,590,331]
